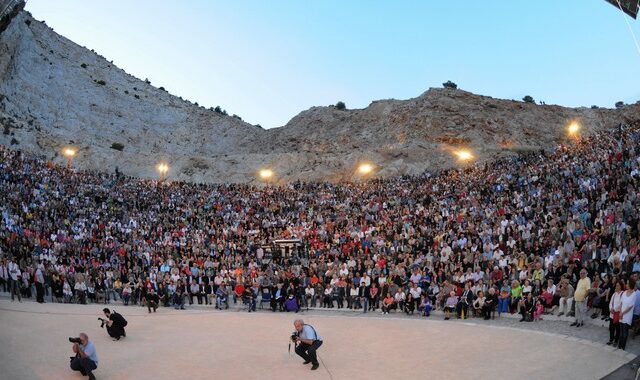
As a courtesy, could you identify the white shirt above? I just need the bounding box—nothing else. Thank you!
[409,286,422,299]
[621,291,637,325]
[609,291,623,317]
[8,262,20,281]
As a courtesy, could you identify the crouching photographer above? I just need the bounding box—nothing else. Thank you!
[292,319,323,371]
[100,308,128,340]
[69,333,98,380]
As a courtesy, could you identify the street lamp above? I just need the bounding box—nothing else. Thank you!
[62,147,77,168]
[567,120,581,138]
[259,169,274,181]
[156,163,169,181]
[454,149,474,162]
[357,163,374,175]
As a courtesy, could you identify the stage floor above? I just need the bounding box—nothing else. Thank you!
[0,299,633,380]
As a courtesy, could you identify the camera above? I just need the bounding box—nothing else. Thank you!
[68,337,82,344]
[290,331,299,341]
[98,317,107,328]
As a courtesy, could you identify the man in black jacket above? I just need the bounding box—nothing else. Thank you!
[456,283,474,318]
[483,287,498,320]
[357,281,369,312]
[102,308,127,340]
[519,293,535,322]
[145,288,159,313]
[271,283,286,312]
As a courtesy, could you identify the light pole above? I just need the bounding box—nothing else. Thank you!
[63,148,76,168]
[357,163,374,176]
[453,149,474,163]
[259,169,274,183]
[156,163,169,181]
[567,120,581,139]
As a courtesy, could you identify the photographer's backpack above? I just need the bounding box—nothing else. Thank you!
[113,310,128,327]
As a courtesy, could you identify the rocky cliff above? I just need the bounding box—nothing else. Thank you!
[1,6,639,183]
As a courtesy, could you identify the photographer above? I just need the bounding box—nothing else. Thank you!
[101,308,127,340]
[69,333,98,380]
[292,319,323,371]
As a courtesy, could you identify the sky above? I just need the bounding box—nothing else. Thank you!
[25,0,640,129]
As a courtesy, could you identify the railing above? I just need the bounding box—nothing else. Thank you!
[0,0,24,20]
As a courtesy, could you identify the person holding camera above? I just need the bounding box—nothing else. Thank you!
[292,319,323,371]
[101,308,127,340]
[69,333,98,380]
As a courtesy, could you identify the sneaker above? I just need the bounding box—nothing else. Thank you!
[311,363,319,370]
[558,312,564,316]
[303,361,311,365]
[570,322,578,326]
[606,341,613,345]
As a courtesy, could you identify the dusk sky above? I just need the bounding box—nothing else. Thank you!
[26,0,640,129]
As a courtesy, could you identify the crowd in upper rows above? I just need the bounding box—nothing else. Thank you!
[1,120,640,349]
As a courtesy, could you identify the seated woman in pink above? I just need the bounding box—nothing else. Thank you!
[443,291,458,320]
[533,296,545,321]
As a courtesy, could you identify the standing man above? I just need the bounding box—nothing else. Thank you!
[34,265,45,303]
[571,269,590,327]
[618,278,637,351]
[293,319,323,371]
[0,258,8,293]
[70,333,98,380]
[8,257,21,302]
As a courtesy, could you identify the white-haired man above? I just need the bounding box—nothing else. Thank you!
[70,333,98,380]
[293,319,323,371]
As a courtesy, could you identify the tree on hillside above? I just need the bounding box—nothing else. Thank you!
[615,101,624,108]
[522,95,535,104]
[335,101,346,110]
[443,80,457,89]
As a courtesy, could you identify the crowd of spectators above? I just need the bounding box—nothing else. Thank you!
[2,121,640,349]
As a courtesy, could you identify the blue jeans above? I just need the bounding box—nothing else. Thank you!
[498,297,509,313]
[70,357,97,377]
[362,297,369,312]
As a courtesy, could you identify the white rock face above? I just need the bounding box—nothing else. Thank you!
[1,9,639,183]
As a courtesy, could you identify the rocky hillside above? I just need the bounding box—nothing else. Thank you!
[1,4,639,183]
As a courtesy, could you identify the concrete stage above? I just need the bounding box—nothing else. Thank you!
[0,300,633,380]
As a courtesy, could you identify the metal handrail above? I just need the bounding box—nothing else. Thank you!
[0,0,23,20]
